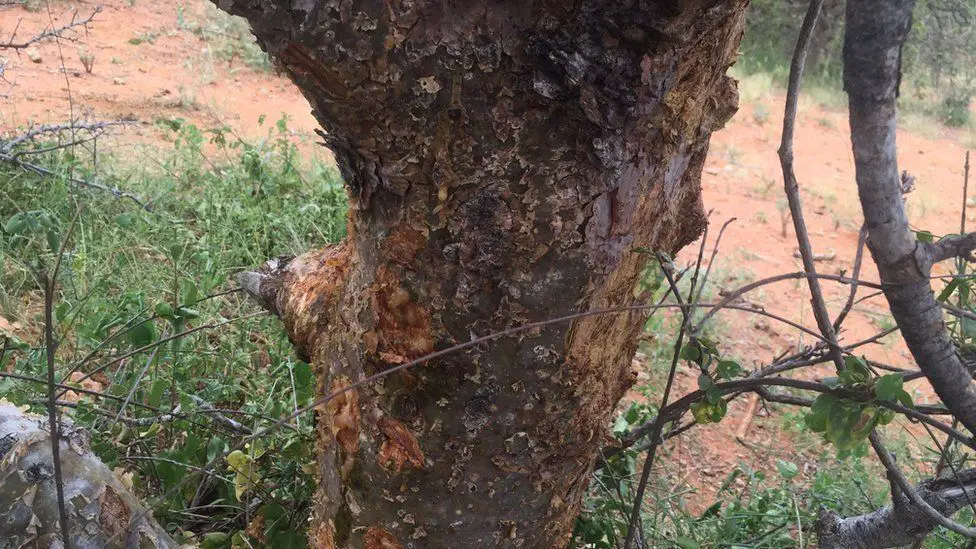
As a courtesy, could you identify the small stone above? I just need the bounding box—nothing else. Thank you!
[113,77,126,85]
[26,48,42,63]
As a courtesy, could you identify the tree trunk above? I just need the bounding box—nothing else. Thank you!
[223,1,747,547]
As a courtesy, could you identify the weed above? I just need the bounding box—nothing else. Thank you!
[178,4,271,73]
[752,103,771,126]
[0,114,345,546]
[78,49,95,74]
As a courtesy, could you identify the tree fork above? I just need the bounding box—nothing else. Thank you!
[227,1,747,546]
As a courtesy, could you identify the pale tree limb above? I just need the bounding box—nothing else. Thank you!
[818,434,976,548]
[844,0,976,436]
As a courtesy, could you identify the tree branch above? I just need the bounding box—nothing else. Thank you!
[818,434,976,548]
[844,0,976,436]
[926,232,976,265]
[0,8,99,50]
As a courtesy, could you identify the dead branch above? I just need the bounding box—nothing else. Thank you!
[0,8,100,50]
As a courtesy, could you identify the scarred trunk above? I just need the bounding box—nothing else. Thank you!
[222,1,747,547]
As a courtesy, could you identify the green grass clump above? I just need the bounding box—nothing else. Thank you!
[0,114,345,547]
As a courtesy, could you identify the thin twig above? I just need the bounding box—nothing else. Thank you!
[0,8,99,49]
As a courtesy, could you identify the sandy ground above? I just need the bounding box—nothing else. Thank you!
[3,0,975,514]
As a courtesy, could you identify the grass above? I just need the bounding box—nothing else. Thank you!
[177,3,272,73]
[0,115,344,547]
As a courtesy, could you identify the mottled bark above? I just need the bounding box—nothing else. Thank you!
[844,0,976,437]
[818,468,976,549]
[223,1,747,547]
[821,0,976,546]
[0,403,178,548]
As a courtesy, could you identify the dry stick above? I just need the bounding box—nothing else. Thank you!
[0,147,151,210]
[832,225,867,332]
[623,253,701,549]
[734,393,759,443]
[778,0,842,373]
[0,7,99,49]
[43,208,80,549]
[692,217,737,309]
[0,120,128,154]
[110,329,168,429]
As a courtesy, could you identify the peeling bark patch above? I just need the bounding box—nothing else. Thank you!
[98,485,131,541]
[385,225,428,267]
[377,416,425,472]
[364,525,402,549]
[326,376,360,478]
[372,267,434,362]
[280,243,350,361]
[309,520,337,549]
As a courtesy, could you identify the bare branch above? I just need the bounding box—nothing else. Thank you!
[0,8,99,50]
[926,232,976,265]
[818,433,976,548]
[0,120,152,209]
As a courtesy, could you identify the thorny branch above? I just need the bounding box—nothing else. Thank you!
[0,7,99,50]
[0,120,152,209]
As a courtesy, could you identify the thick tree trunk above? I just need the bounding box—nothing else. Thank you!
[223,1,747,547]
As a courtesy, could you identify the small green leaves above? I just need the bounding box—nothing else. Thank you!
[873,374,902,401]
[915,229,934,243]
[691,399,728,424]
[154,301,175,319]
[775,459,799,480]
[839,355,871,385]
[128,319,156,347]
[716,359,743,379]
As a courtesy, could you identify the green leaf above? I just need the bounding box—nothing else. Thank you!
[716,359,743,379]
[675,537,700,549]
[45,229,60,252]
[270,531,307,549]
[55,302,70,323]
[805,394,837,432]
[897,389,914,408]
[207,437,227,463]
[697,374,714,392]
[154,301,174,319]
[843,355,871,383]
[916,230,934,243]
[147,379,167,408]
[4,213,26,234]
[180,279,199,307]
[680,342,702,364]
[775,459,799,480]
[128,320,156,347]
[115,213,137,228]
[874,374,904,402]
[200,532,230,549]
[938,278,961,302]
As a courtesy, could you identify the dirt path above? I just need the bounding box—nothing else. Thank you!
[4,0,975,516]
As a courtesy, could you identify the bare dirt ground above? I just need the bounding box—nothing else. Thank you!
[4,0,975,518]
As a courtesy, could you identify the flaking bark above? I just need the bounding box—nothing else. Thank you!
[0,403,178,548]
[226,1,748,547]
